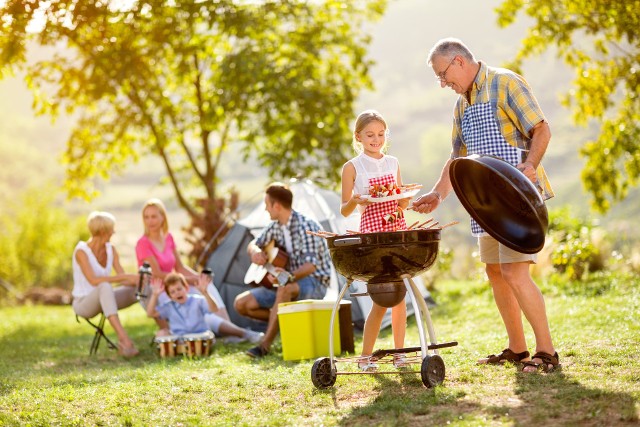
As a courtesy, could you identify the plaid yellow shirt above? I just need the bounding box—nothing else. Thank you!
[451,62,554,199]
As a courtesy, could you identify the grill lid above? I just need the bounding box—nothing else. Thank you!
[449,154,548,254]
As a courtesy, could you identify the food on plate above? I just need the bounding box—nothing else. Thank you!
[369,183,402,198]
[367,183,422,199]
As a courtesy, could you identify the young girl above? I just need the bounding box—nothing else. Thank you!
[340,109,410,371]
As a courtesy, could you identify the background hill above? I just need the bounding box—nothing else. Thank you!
[0,0,637,271]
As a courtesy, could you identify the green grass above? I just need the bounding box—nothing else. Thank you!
[1,275,638,426]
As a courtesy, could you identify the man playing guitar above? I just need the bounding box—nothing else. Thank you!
[234,182,332,358]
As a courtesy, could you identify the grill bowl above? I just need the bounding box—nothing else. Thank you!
[327,229,441,285]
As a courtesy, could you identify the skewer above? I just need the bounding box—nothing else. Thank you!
[416,218,434,228]
[438,220,459,230]
[306,230,337,238]
[306,221,455,238]
[407,221,420,230]
[306,230,327,238]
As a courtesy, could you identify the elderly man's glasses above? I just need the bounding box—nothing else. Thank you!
[436,57,456,82]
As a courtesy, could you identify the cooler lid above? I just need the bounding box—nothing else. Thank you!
[277,299,337,315]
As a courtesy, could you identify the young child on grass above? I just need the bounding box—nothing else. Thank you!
[147,272,263,343]
[340,109,412,371]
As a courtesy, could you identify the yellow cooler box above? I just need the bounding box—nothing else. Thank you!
[278,299,341,361]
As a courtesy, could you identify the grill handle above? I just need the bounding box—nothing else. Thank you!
[332,237,362,246]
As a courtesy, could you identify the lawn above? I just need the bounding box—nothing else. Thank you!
[0,275,638,426]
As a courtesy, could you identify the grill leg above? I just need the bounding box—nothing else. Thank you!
[329,280,353,370]
[402,275,438,359]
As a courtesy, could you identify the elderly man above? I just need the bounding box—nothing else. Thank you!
[413,38,559,372]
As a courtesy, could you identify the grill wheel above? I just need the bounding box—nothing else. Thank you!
[421,354,445,388]
[311,357,337,389]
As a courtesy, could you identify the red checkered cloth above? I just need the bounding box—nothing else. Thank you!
[360,174,407,233]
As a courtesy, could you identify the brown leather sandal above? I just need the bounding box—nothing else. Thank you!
[521,351,560,372]
[478,348,530,365]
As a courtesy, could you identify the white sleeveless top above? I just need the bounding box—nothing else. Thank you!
[349,153,399,213]
[72,241,113,298]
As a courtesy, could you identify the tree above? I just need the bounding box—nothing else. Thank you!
[0,0,386,263]
[496,0,640,214]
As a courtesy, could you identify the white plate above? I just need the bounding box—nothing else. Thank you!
[360,188,420,203]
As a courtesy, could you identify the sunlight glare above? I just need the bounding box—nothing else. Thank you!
[109,0,137,12]
[25,0,50,34]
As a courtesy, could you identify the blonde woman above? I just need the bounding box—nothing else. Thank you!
[72,211,139,357]
[135,198,232,336]
[136,199,200,285]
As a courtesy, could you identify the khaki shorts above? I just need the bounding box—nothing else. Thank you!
[478,235,537,264]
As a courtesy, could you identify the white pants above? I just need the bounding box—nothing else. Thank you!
[73,283,137,319]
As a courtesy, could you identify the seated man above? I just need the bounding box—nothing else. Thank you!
[234,182,332,358]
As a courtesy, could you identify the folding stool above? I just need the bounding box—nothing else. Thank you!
[76,313,117,355]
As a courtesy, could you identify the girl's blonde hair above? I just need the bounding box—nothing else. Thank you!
[142,198,169,235]
[87,211,116,237]
[352,109,389,154]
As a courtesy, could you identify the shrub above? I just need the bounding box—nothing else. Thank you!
[546,207,608,280]
[0,186,87,295]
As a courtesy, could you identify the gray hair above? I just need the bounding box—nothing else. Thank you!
[87,211,116,237]
[427,38,475,65]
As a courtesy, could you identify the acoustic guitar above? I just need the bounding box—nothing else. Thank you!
[243,240,292,289]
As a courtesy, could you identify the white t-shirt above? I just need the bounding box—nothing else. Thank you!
[349,153,399,213]
[72,241,113,298]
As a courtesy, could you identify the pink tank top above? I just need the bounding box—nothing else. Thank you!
[135,233,177,272]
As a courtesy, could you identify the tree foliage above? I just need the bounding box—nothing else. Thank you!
[0,0,386,262]
[496,0,640,213]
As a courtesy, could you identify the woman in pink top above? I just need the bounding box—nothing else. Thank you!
[136,199,197,282]
[136,198,231,332]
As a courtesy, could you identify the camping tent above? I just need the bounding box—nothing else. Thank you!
[205,178,434,330]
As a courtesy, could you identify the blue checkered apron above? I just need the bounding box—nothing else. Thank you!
[461,71,523,236]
